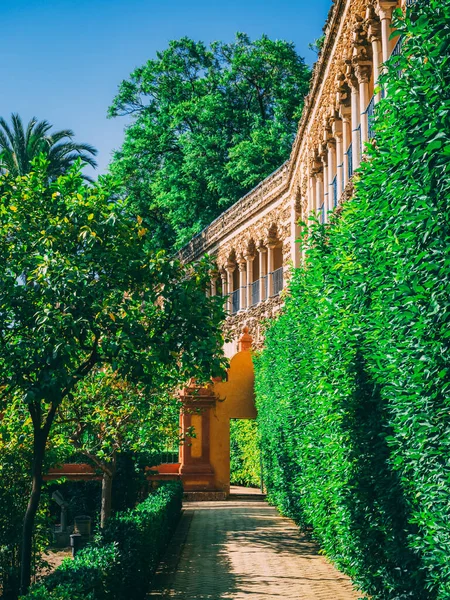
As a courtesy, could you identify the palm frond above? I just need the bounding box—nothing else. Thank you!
[0,117,16,149]
[0,114,98,179]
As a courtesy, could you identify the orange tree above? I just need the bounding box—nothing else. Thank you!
[56,370,181,528]
[0,157,225,594]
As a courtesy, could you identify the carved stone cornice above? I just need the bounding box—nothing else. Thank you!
[366,6,382,41]
[335,72,351,108]
[345,59,359,90]
[178,162,289,263]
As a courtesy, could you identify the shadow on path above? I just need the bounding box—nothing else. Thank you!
[148,499,359,600]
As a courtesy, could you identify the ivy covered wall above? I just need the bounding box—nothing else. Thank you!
[254,2,450,599]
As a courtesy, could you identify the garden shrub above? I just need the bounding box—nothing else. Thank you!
[21,481,183,600]
[255,1,450,599]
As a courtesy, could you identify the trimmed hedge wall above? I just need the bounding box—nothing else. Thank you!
[255,2,450,600]
[22,481,183,600]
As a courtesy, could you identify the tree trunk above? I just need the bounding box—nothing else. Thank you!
[19,430,46,595]
[101,471,114,529]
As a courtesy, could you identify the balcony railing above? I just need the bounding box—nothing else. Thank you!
[332,175,338,208]
[251,280,260,306]
[346,143,353,180]
[272,267,284,296]
[231,289,240,314]
[357,124,362,157]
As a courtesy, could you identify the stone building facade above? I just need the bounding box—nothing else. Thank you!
[180,0,407,358]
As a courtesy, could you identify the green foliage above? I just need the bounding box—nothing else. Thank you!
[0,114,97,181]
[255,2,450,599]
[109,33,310,248]
[21,482,183,600]
[229,419,260,488]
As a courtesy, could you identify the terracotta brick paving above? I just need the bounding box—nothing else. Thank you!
[150,498,361,599]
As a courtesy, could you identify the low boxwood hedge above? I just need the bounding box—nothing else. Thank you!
[22,481,182,600]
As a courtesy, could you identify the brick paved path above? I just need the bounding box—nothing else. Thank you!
[149,497,360,599]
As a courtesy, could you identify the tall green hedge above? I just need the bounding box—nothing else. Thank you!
[255,2,450,599]
[21,481,183,600]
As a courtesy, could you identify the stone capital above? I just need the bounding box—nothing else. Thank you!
[339,105,352,122]
[376,0,398,20]
[237,260,247,272]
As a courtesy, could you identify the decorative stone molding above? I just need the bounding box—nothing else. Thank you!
[179,161,290,263]
[223,295,285,350]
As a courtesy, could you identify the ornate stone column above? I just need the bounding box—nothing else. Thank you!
[340,106,351,187]
[237,260,246,311]
[309,173,317,214]
[368,15,382,103]
[315,170,324,221]
[220,269,228,312]
[333,118,343,200]
[346,64,361,172]
[225,263,235,313]
[267,243,275,297]
[245,253,254,308]
[258,245,267,302]
[327,137,336,211]
[320,145,328,222]
[355,61,372,148]
[210,272,218,297]
[377,0,398,64]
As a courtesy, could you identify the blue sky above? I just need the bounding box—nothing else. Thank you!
[1,0,331,175]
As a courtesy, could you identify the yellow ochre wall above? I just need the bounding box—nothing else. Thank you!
[210,350,257,494]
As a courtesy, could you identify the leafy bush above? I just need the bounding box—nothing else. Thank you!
[21,482,183,600]
[229,420,261,488]
[255,2,450,599]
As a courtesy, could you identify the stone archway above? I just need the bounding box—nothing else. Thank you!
[179,328,256,496]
